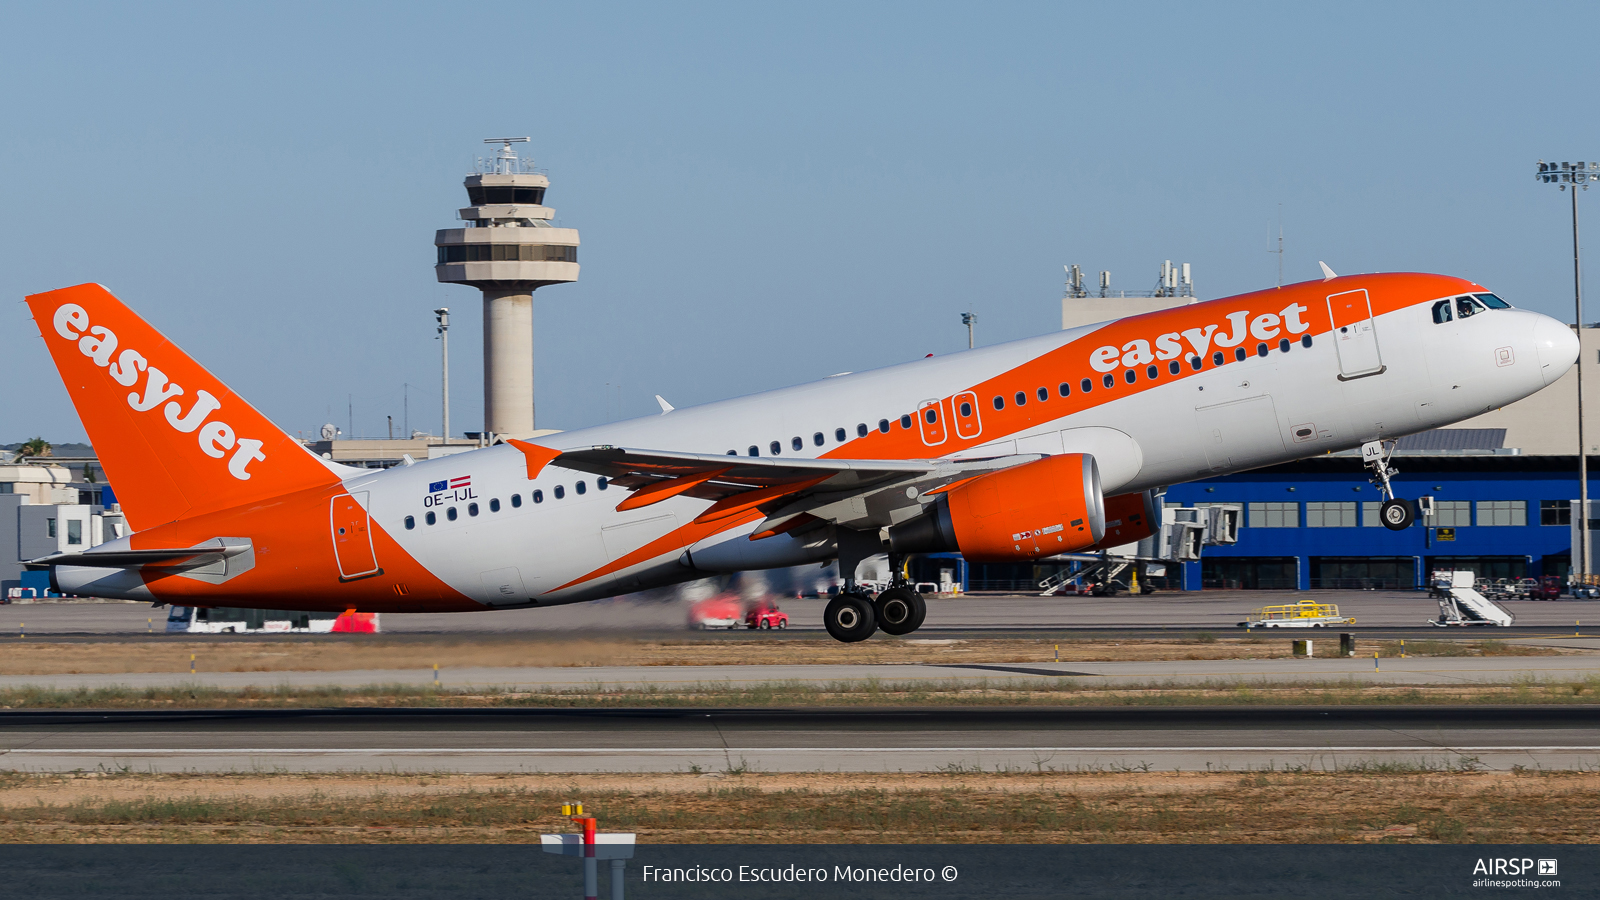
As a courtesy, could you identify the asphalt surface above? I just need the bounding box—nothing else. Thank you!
[10,592,1600,640]
[5,653,1600,694]
[4,706,1595,774]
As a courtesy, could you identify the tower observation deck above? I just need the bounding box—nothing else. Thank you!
[434,138,579,438]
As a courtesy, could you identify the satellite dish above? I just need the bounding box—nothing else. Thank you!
[320,423,338,441]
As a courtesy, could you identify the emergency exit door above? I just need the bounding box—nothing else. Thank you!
[1326,289,1385,379]
[330,492,382,582]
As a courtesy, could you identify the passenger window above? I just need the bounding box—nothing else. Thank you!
[924,408,937,423]
[468,502,479,516]
[899,414,912,429]
[1080,378,1092,393]
[1057,382,1070,398]
[727,450,737,455]
[1168,360,1181,375]
[1124,369,1137,384]
[598,477,608,490]
[748,446,759,456]
[1212,351,1224,366]
[813,432,825,446]
[992,395,1005,410]
[447,507,458,521]
[1037,387,1048,402]
[1190,355,1202,371]
[1234,347,1247,361]
[426,511,436,525]
[1102,373,1115,388]
[576,481,586,495]
[1432,299,1453,323]
[857,423,869,437]
[835,428,847,442]
[878,419,890,433]
[405,515,415,530]
[511,493,522,508]
[554,485,565,499]
[489,498,500,512]
[532,490,543,503]
[770,441,781,455]
[1013,391,1026,406]
[1256,342,1269,358]
[1146,365,1157,380]
[1301,334,1313,348]
[791,436,803,451]
[1278,338,1290,353]
[960,400,973,415]
[1476,293,1512,309]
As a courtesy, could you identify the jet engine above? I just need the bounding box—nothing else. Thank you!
[887,453,1105,562]
[1083,489,1161,551]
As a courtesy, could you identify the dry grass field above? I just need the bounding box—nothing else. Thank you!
[0,769,1595,844]
[0,636,1565,676]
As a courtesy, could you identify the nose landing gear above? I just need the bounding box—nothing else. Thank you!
[1363,439,1414,531]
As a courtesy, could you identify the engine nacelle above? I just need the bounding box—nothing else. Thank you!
[888,454,1105,562]
[1083,489,1160,551]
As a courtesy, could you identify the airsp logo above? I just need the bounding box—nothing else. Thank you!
[1472,858,1553,876]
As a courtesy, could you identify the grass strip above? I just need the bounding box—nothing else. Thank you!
[3,675,1600,709]
[2,770,1599,843]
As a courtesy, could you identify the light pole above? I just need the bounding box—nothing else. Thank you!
[434,307,451,440]
[1537,160,1600,577]
[961,312,976,349]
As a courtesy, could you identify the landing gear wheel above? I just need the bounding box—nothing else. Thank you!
[873,587,926,636]
[1380,498,1414,531]
[824,593,877,643]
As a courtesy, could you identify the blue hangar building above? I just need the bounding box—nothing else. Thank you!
[1165,427,1582,590]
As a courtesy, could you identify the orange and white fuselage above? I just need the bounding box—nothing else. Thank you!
[26,273,1579,619]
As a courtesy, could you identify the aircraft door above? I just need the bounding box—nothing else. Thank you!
[1326,289,1385,379]
[917,399,949,446]
[330,492,382,582]
[951,391,983,440]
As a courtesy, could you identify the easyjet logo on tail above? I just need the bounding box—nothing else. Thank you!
[52,303,267,481]
[1087,301,1312,373]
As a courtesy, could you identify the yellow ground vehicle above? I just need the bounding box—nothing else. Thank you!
[1239,599,1355,628]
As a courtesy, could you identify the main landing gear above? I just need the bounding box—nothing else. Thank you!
[1363,439,1414,531]
[823,546,929,643]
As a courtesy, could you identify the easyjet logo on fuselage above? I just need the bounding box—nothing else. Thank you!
[1087,301,1313,374]
[51,303,267,481]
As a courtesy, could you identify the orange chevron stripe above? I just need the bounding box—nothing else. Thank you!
[549,509,764,593]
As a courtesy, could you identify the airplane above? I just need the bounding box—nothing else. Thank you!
[24,270,1579,642]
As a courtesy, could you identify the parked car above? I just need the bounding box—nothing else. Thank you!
[745,600,788,630]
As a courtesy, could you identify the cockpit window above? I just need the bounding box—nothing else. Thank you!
[1475,293,1512,309]
[1431,299,1453,324]
[1455,295,1486,319]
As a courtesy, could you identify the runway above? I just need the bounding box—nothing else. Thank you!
[3,653,1598,693]
[9,592,1600,640]
[3,707,1596,774]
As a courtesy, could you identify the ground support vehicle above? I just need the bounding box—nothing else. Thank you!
[1430,570,1515,626]
[744,601,789,630]
[1239,599,1355,629]
[165,606,378,633]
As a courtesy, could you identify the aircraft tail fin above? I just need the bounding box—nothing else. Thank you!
[26,284,342,529]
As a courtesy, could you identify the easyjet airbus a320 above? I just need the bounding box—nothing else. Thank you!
[25,273,1579,641]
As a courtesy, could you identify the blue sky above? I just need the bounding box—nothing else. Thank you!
[3,1,1598,443]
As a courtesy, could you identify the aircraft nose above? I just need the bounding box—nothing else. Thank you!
[1534,314,1580,386]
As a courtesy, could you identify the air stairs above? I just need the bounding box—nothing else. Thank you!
[1430,570,1515,627]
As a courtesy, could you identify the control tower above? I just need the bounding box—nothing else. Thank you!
[434,138,579,438]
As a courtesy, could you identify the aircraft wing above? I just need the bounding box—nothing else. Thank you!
[524,443,1038,535]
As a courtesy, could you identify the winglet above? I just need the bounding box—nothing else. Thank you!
[655,395,674,414]
[506,439,562,479]
[1319,261,1337,281]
